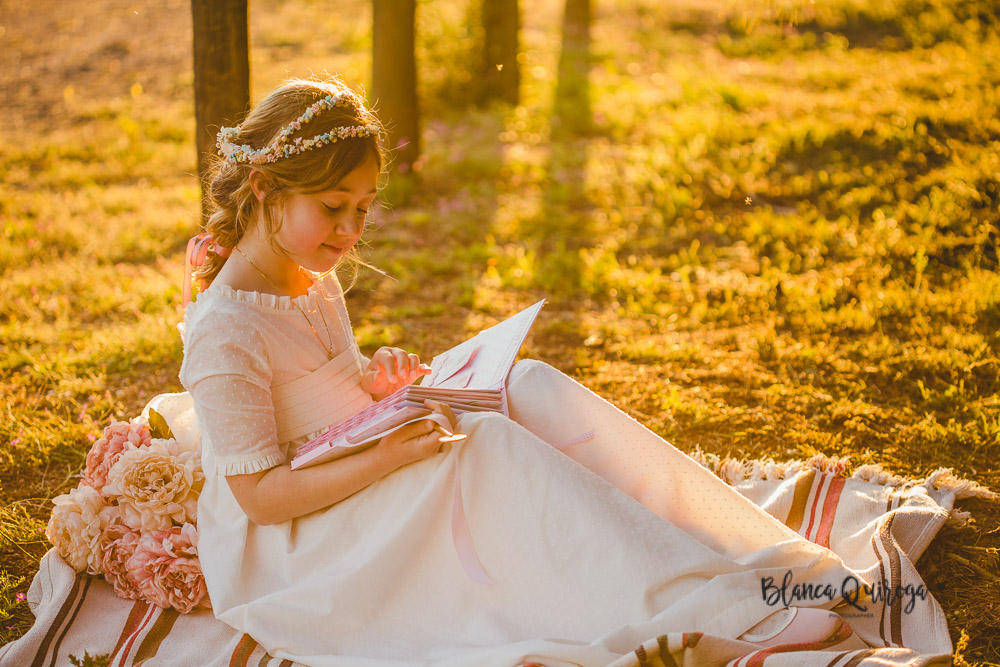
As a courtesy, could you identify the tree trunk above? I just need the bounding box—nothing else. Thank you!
[554,0,591,136]
[481,0,520,105]
[372,0,420,175]
[191,0,251,221]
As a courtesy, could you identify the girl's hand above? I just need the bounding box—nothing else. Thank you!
[375,399,464,471]
[361,347,432,400]
[375,417,446,470]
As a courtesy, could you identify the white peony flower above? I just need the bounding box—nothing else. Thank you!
[45,484,118,574]
[103,438,205,532]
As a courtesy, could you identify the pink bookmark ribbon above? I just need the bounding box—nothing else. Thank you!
[450,444,493,584]
[447,428,595,584]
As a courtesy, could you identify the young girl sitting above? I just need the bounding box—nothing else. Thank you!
[180,77,860,666]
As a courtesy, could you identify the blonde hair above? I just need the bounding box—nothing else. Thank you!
[195,76,385,289]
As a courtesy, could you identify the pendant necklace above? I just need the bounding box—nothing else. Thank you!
[234,246,336,360]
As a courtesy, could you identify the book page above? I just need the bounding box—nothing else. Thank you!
[424,299,546,390]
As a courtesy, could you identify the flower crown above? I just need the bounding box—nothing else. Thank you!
[216,92,383,165]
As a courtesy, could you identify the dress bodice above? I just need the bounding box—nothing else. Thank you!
[271,346,375,445]
[179,269,376,474]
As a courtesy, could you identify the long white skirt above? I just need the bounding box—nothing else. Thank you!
[196,360,861,667]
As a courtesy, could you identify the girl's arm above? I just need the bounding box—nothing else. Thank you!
[226,402,456,525]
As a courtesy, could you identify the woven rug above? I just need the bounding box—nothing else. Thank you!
[1,449,993,667]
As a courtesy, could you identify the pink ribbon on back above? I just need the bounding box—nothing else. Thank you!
[182,233,231,307]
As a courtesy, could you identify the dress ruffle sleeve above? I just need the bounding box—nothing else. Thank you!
[179,307,283,476]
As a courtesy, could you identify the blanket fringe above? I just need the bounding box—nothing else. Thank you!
[946,508,974,527]
[689,448,852,484]
[688,447,998,500]
[922,467,998,500]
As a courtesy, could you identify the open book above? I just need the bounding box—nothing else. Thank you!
[290,299,546,470]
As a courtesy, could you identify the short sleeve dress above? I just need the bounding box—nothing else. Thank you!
[179,271,864,667]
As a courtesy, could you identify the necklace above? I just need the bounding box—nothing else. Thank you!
[235,246,336,360]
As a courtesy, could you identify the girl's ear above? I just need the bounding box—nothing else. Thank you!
[249,168,270,203]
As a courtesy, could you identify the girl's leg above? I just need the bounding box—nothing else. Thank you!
[505,360,803,559]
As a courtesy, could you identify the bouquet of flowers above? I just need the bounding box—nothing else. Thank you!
[45,410,210,613]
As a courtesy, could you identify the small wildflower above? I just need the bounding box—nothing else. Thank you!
[15,592,26,602]
[496,63,503,71]
[745,196,752,205]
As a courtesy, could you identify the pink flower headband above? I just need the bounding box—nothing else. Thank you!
[216,92,383,165]
[182,233,230,307]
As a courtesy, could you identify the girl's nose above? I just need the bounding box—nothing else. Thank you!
[336,214,364,237]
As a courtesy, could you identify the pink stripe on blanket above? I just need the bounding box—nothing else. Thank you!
[110,600,149,660]
[132,609,179,664]
[815,476,847,548]
[741,619,854,667]
[111,603,157,667]
[803,474,831,542]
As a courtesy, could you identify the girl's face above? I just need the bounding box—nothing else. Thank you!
[272,154,380,273]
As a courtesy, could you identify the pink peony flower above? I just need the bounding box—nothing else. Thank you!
[99,522,143,600]
[82,420,152,494]
[128,523,211,613]
[46,485,118,574]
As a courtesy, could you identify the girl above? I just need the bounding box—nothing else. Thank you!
[180,77,861,666]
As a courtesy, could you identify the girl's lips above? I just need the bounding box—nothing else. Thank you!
[325,240,357,251]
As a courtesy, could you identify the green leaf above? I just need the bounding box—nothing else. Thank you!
[68,652,111,667]
[147,408,175,440]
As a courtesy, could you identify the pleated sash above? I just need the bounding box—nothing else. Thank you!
[271,346,375,445]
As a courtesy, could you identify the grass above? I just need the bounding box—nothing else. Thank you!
[1,0,999,662]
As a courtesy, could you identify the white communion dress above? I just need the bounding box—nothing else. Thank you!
[178,271,864,667]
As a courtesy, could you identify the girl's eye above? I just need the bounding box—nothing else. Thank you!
[323,204,342,213]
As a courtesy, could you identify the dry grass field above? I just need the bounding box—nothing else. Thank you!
[1,0,998,662]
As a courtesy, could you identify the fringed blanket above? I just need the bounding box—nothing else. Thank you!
[2,452,993,667]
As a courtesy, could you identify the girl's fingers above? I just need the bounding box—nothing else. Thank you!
[373,349,399,383]
[407,353,420,377]
[408,420,444,452]
[381,409,457,464]
[388,348,408,383]
[374,347,430,385]
[375,347,398,381]
[367,365,390,393]
[405,418,436,438]
[370,349,433,393]
[424,399,459,432]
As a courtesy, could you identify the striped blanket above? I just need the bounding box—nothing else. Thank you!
[2,452,993,667]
